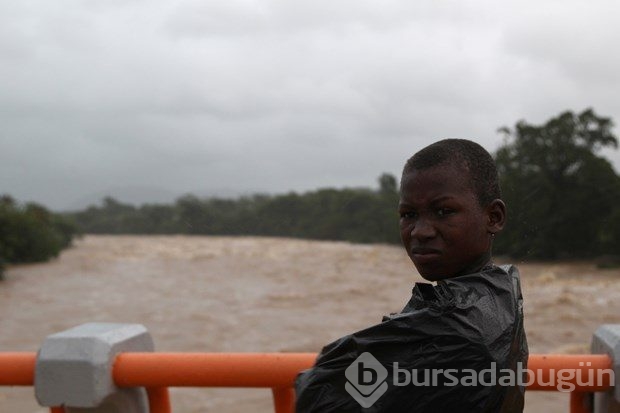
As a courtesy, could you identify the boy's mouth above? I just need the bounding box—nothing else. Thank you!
[410,247,441,255]
[410,247,441,263]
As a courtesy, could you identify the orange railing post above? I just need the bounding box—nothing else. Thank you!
[146,387,172,413]
[570,391,591,413]
[272,387,296,413]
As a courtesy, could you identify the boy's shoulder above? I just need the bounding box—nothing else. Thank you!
[403,264,521,313]
[443,264,522,300]
[443,264,518,286]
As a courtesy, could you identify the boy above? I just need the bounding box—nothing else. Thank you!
[296,139,528,412]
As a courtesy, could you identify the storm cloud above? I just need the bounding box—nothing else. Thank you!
[2,0,619,210]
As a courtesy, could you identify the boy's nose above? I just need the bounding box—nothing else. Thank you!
[410,218,437,240]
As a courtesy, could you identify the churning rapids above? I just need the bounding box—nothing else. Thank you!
[1,235,619,412]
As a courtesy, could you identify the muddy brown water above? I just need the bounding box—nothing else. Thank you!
[1,235,619,412]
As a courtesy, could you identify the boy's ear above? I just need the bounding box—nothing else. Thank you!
[486,199,506,234]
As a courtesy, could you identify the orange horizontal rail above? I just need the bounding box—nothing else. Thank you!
[527,354,613,391]
[114,352,614,392]
[0,352,36,385]
[0,352,614,413]
[113,353,318,388]
[0,352,614,392]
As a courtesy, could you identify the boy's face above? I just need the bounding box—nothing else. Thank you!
[399,163,504,281]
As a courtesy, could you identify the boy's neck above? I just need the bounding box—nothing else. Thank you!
[455,251,493,277]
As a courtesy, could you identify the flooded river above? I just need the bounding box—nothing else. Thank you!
[1,235,619,412]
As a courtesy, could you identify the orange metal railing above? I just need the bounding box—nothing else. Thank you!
[0,352,614,413]
[113,353,317,388]
[0,352,36,386]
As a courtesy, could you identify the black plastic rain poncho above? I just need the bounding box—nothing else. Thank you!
[295,265,528,413]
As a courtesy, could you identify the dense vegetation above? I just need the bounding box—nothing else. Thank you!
[4,108,619,265]
[494,108,620,259]
[0,196,77,279]
[68,173,402,245]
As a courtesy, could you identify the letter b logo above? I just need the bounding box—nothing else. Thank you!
[359,363,378,385]
[345,352,388,408]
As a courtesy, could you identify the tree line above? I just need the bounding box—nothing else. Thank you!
[67,173,402,245]
[3,108,620,269]
[0,196,77,279]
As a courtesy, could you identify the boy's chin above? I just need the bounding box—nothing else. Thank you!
[414,256,492,281]
[418,272,453,282]
[414,264,451,281]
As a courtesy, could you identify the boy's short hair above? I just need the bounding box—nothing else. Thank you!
[402,138,501,206]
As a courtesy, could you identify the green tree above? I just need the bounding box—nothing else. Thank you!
[494,108,620,259]
[378,173,398,195]
[0,197,77,270]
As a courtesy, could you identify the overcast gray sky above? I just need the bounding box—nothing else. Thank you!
[2,0,620,210]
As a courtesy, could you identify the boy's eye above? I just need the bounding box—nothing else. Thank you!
[436,208,455,217]
[399,211,417,219]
